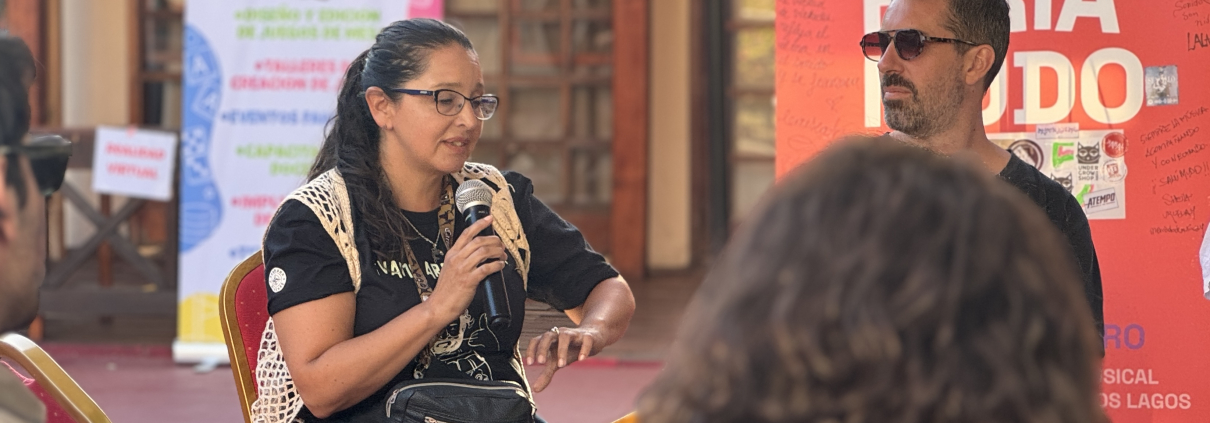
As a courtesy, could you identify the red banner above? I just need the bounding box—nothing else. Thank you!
[776,0,1210,421]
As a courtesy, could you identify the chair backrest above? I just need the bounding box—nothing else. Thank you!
[0,333,111,423]
[219,251,267,423]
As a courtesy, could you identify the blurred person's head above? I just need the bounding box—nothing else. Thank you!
[309,18,488,258]
[0,35,44,332]
[638,136,1103,423]
[872,0,1009,139]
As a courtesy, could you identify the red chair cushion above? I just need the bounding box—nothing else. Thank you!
[2,359,75,423]
[235,263,269,387]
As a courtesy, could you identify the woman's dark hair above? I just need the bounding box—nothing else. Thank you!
[638,136,1103,423]
[309,18,474,259]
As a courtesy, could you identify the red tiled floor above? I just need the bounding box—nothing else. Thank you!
[531,362,662,422]
[49,346,245,423]
[46,344,659,423]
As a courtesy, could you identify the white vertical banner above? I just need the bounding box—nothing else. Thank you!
[177,1,419,363]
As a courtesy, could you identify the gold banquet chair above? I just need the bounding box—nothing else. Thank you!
[0,333,112,423]
[218,251,268,423]
[612,411,639,423]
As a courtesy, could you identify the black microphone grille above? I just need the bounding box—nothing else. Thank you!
[455,179,494,213]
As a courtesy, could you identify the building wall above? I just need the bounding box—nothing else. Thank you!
[61,0,131,247]
[646,0,692,270]
[49,0,696,269]
[61,0,129,126]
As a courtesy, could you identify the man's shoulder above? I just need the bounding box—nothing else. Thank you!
[1006,159,1069,195]
[999,154,1084,222]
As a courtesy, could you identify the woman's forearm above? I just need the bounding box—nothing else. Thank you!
[566,277,636,352]
[277,299,450,418]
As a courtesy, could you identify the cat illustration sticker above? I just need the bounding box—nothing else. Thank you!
[1077,141,1102,182]
[1052,173,1075,193]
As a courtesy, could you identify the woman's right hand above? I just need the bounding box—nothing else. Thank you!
[427,215,508,321]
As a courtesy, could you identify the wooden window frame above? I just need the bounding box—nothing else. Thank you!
[448,0,647,278]
[692,0,775,260]
[124,0,181,287]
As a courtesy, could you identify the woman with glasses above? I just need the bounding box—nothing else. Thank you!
[254,19,635,422]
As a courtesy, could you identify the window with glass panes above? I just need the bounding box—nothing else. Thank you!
[134,0,184,129]
[726,0,775,223]
[446,0,618,254]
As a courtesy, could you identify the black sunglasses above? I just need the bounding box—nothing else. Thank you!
[860,29,980,62]
[0,135,72,196]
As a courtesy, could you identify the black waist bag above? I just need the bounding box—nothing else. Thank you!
[384,378,535,423]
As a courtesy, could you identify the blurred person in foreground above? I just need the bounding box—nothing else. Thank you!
[862,0,1102,335]
[637,137,1105,423]
[0,35,47,423]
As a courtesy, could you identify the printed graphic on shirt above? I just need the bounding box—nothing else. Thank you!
[269,267,287,293]
[375,259,444,281]
[376,258,503,380]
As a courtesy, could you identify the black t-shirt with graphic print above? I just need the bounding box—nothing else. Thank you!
[262,171,619,422]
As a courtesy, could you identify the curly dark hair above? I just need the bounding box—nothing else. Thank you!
[309,18,474,259]
[637,136,1103,423]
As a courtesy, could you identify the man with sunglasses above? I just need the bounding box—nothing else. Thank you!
[0,35,68,423]
[861,0,1103,338]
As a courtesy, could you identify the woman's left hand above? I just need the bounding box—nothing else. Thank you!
[524,326,604,392]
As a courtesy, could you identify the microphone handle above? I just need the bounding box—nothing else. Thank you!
[464,205,511,330]
[483,271,511,330]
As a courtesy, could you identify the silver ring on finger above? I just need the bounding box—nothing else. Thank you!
[550,326,560,335]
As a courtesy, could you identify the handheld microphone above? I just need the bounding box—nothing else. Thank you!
[455,179,511,331]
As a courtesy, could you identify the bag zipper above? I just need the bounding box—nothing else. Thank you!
[384,381,529,418]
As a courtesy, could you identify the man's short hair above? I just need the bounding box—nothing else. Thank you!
[943,0,1010,91]
[0,36,35,207]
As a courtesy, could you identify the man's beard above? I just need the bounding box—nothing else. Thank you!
[881,71,965,139]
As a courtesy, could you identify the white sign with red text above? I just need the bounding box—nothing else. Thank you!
[92,126,178,201]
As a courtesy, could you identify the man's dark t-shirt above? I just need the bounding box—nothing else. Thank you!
[999,153,1104,335]
[262,171,619,422]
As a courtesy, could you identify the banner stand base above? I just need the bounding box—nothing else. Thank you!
[172,340,230,364]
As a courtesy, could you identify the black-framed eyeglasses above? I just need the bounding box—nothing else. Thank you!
[0,135,72,196]
[390,88,499,121]
[860,29,980,62]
